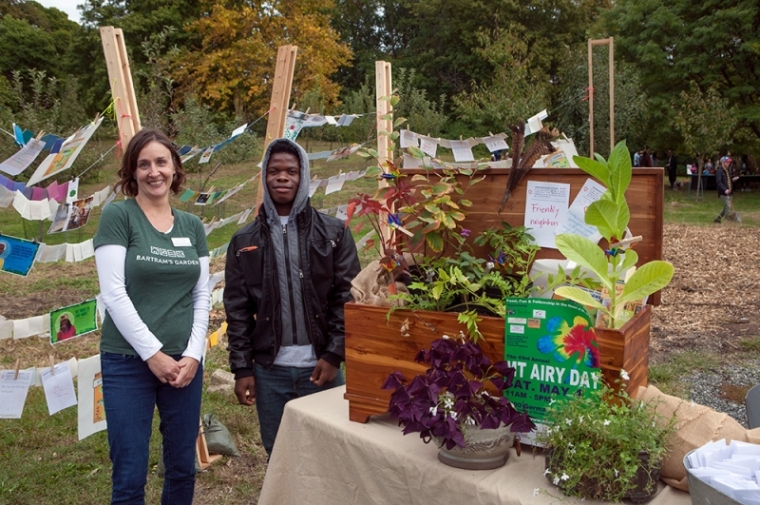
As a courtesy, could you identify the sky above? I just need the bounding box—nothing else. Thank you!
[34,0,83,24]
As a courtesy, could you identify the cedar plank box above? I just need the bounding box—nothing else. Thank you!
[344,168,664,423]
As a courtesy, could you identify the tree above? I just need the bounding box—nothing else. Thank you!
[673,82,738,199]
[452,29,550,135]
[601,0,760,150]
[553,46,649,157]
[172,0,352,118]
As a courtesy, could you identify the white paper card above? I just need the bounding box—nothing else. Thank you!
[77,354,107,440]
[524,180,570,249]
[419,137,438,158]
[555,178,607,242]
[400,130,418,149]
[484,135,509,153]
[0,138,45,176]
[0,369,34,418]
[450,141,474,162]
[41,362,78,415]
[324,173,346,195]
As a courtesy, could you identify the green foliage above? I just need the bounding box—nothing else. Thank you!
[453,28,549,134]
[391,68,447,137]
[554,140,674,328]
[554,47,649,157]
[602,0,760,151]
[673,82,738,174]
[537,376,677,502]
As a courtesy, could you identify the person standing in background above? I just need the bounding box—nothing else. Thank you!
[667,149,678,190]
[94,128,210,505]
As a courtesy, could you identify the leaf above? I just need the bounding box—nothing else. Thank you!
[619,249,638,271]
[367,149,379,159]
[408,146,426,159]
[617,261,674,305]
[554,287,606,310]
[607,140,632,202]
[585,199,629,242]
[389,95,400,107]
[426,231,444,252]
[393,117,407,127]
[555,234,612,290]
[573,155,610,187]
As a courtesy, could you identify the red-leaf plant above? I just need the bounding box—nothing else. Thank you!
[381,333,535,450]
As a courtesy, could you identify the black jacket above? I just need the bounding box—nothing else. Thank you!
[716,166,732,197]
[224,205,360,378]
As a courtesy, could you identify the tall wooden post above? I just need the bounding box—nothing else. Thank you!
[375,61,393,245]
[587,37,615,156]
[100,26,141,147]
[255,45,298,212]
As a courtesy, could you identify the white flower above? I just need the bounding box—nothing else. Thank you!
[466,416,476,426]
[614,469,619,477]
[565,418,572,426]
[561,473,569,481]
[603,419,611,426]
[450,411,458,421]
[553,476,560,485]
[569,448,576,455]
[620,369,630,381]
[568,442,574,448]
[442,334,451,340]
[544,468,551,476]
[429,406,438,416]
[533,488,540,497]
[579,415,584,423]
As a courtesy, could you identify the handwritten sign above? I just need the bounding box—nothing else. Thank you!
[555,178,607,242]
[524,180,570,249]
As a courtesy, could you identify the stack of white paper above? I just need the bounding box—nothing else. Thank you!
[688,439,760,505]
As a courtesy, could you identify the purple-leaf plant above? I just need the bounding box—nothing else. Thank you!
[381,333,536,450]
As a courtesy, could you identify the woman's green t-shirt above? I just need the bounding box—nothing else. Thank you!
[93,199,209,356]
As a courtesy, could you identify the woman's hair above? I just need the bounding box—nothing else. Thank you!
[116,128,186,197]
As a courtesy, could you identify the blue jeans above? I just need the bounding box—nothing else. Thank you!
[254,363,344,456]
[101,352,203,505]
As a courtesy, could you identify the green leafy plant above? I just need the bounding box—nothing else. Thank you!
[536,373,676,502]
[553,140,674,328]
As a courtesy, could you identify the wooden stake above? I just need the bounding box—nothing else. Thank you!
[49,354,56,375]
[196,418,222,470]
[587,37,616,155]
[256,45,298,213]
[100,26,141,146]
[13,359,20,380]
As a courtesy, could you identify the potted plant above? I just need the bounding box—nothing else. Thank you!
[536,371,676,503]
[553,140,675,330]
[381,333,536,469]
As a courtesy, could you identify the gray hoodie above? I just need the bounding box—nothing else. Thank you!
[260,138,313,359]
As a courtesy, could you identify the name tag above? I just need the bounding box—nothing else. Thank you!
[172,237,192,247]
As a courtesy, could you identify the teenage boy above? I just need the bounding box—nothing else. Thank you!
[224,138,361,456]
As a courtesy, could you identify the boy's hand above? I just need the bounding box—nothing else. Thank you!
[310,359,338,386]
[234,377,256,405]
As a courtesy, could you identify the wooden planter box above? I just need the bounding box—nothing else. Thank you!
[344,302,651,423]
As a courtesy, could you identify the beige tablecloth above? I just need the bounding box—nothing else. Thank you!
[258,386,692,505]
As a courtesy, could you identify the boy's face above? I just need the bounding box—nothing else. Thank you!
[266,152,300,216]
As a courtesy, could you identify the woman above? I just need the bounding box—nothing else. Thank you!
[94,128,209,505]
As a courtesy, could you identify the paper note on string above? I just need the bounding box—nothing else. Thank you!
[0,138,45,176]
[0,369,34,418]
[41,362,78,415]
[27,118,103,186]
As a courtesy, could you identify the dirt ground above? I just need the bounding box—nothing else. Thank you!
[649,222,760,362]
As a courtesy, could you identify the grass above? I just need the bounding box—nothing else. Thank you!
[648,350,720,398]
[3,154,760,502]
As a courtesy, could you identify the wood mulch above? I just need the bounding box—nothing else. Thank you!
[650,222,760,362]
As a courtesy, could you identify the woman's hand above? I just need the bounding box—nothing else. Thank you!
[170,357,199,388]
[146,351,184,383]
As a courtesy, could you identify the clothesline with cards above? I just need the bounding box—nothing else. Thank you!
[0,270,227,341]
[0,318,229,438]
[282,109,371,142]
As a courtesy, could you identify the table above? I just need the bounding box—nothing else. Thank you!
[257,386,692,505]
